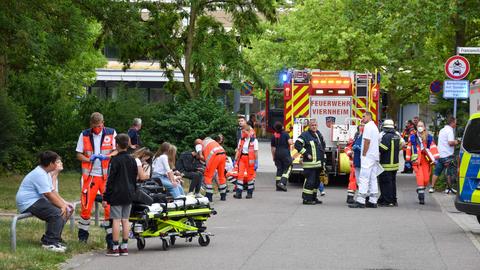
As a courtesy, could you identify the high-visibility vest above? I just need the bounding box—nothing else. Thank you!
[406,133,439,163]
[237,130,256,166]
[202,137,225,166]
[81,128,115,180]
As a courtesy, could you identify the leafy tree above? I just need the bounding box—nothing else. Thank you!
[82,0,277,98]
[246,0,480,122]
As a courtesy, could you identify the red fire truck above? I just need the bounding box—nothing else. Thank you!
[266,69,381,181]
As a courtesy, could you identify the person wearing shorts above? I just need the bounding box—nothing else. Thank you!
[103,133,138,256]
[430,117,459,194]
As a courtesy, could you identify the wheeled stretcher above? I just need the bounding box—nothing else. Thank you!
[129,182,216,251]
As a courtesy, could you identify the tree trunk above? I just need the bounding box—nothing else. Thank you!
[183,2,198,98]
[0,55,6,90]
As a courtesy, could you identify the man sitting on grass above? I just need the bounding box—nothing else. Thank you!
[15,151,73,253]
[103,133,138,256]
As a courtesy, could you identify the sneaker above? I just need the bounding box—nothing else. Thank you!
[42,243,66,253]
[320,191,326,196]
[119,248,128,256]
[428,187,435,193]
[106,248,120,257]
[444,189,451,194]
[450,188,457,194]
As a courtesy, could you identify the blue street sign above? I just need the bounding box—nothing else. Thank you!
[430,80,442,93]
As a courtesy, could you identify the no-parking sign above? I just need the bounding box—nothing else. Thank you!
[445,55,470,80]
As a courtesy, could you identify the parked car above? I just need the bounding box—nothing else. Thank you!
[455,113,480,224]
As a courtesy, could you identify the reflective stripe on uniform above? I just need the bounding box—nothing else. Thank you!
[303,188,314,194]
[303,161,322,168]
[380,143,388,150]
[205,146,223,165]
[310,141,317,162]
[78,218,90,231]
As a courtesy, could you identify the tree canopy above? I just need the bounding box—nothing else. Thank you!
[245,0,480,119]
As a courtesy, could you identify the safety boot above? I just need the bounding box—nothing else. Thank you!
[348,201,365,208]
[206,193,213,202]
[233,190,242,199]
[220,193,226,201]
[418,193,425,205]
[246,191,253,199]
[302,200,316,205]
[276,182,287,192]
[365,201,377,208]
[346,194,355,204]
[78,229,89,243]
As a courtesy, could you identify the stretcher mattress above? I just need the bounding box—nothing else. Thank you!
[146,196,210,213]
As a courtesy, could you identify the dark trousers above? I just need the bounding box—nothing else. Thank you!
[26,198,66,244]
[274,154,292,185]
[183,171,202,193]
[302,168,321,201]
[378,171,397,204]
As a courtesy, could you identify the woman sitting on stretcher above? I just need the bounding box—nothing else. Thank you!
[152,142,185,198]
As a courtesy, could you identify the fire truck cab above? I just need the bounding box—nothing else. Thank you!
[267,69,381,182]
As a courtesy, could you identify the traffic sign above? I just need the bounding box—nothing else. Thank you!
[445,55,470,80]
[457,47,480,54]
[241,81,253,96]
[443,80,469,99]
[429,80,442,93]
[240,96,253,104]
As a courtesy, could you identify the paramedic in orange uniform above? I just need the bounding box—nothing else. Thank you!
[234,125,258,199]
[76,112,117,247]
[405,120,439,205]
[197,137,227,202]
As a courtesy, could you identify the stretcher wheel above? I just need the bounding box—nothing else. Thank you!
[162,239,170,250]
[198,235,210,247]
[137,237,145,250]
[170,235,176,246]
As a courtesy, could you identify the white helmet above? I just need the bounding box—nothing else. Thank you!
[383,119,395,129]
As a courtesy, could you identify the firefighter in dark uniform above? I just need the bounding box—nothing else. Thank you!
[294,119,326,205]
[378,119,404,206]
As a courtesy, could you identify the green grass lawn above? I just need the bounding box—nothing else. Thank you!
[0,171,106,270]
[0,171,82,211]
[0,217,105,270]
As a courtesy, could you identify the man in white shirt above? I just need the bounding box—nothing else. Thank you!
[430,117,459,194]
[350,112,380,208]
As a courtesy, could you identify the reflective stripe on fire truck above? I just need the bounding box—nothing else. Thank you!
[285,85,310,137]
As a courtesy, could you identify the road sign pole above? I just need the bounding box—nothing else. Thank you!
[453,98,457,120]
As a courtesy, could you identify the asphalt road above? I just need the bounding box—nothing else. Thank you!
[65,142,480,270]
